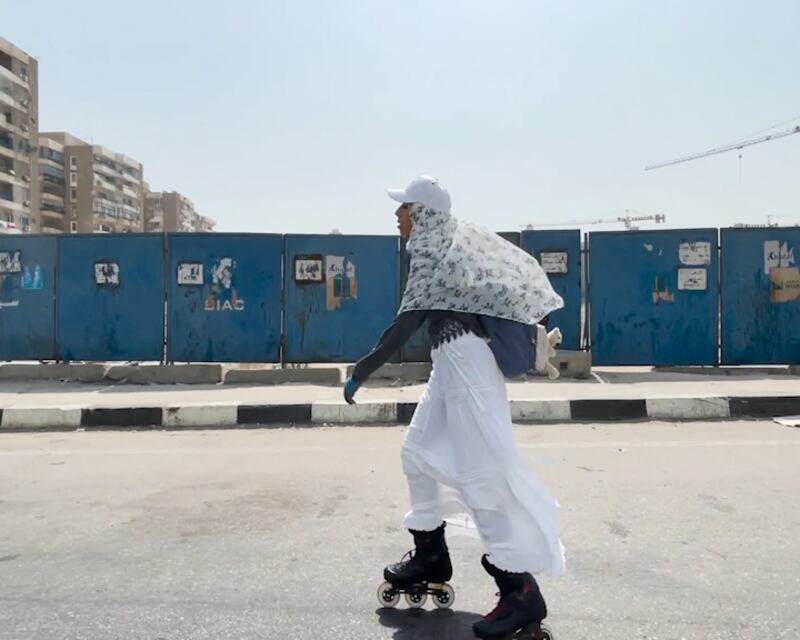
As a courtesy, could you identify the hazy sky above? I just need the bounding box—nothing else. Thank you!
[6,1,800,234]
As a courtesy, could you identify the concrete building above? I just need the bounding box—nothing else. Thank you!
[39,132,144,233]
[0,37,39,233]
[144,188,215,232]
[38,136,66,232]
[197,215,216,232]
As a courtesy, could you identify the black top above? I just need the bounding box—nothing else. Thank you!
[351,310,485,383]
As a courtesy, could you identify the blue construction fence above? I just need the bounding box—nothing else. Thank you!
[0,227,798,366]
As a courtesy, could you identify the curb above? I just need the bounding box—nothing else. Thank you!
[2,396,800,431]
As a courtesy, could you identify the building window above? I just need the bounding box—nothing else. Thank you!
[69,172,77,186]
[70,157,77,168]
[71,189,77,201]
[70,221,77,233]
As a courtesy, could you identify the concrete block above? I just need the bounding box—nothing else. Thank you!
[105,365,222,385]
[646,397,730,420]
[224,368,340,385]
[311,402,397,424]
[528,351,591,380]
[344,363,432,382]
[1,408,82,430]
[510,400,571,422]
[164,405,238,428]
[553,350,592,379]
[0,364,107,383]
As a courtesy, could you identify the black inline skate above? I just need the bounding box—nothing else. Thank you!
[376,522,455,609]
[472,554,554,640]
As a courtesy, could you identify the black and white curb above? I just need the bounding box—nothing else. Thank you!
[1,396,800,430]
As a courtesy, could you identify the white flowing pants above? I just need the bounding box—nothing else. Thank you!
[401,332,565,576]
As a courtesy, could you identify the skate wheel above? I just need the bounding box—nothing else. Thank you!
[432,583,455,609]
[404,591,427,608]
[538,623,555,640]
[377,582,400,608]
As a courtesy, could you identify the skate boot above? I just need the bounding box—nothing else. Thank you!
[377,522,455,610]
[472,554,553,640]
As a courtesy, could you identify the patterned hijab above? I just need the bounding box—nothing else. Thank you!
[399,203,564,324]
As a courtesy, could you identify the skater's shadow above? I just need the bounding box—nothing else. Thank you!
[376,607,482,640]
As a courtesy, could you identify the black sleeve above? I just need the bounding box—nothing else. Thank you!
[351,311,427,383]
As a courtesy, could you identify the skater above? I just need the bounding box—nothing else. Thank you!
[344,176,566,639]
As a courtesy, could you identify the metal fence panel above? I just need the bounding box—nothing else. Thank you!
[57,234,165,361]
[283,235,399,362]
[166,234,282,362]
[721,227,800,364]
[520,229,582,350]
[0,235,57,360]
[588,229,719,365]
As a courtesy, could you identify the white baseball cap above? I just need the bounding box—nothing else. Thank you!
[387,175,451,214]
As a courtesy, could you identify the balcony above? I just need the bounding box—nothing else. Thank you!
[121,202,141,216]
[0,65,28,90]
[0,141,30,164]
[0,87,30,114]
[121,185,138,199]
[41,192,65,208]
[42,225,63,234]
[0,197,25,213]
[94,177,117,192]
[0,117,23,136]
[0,170,25,188]
[93,162,121,180]
[41,202,66,216]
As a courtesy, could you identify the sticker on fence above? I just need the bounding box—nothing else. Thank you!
[679,242,711,266]
[326,255,357,310]
[177,262,203,286]
[652,275,674,304]
[21,265,43,290]
[678,268,707,291]
[764,241,795,275]
[205,257,244,311]
[0,251,21,274]
[294,255,323,283]
[770,267,800,304]
[94,262,120,286]
[540,251,568,274]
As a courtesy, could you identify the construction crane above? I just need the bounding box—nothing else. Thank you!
[525,211,666,231]
[645,124,800,171]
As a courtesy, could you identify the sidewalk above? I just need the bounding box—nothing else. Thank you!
[1,367,799,430]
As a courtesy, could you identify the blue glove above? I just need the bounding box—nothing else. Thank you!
[344,377,360,405]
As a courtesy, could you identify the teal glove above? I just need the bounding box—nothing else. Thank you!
[344,377,360,405]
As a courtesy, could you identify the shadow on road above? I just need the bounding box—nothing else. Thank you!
[376,607,482,639]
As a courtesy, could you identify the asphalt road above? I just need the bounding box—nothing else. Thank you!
[1,421,799,640]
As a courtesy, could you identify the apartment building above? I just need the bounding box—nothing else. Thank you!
[38,136,66,232]
[197,215,216,232]
[40,132,144,233]
[144,188,215,232]
[0,37,39,233]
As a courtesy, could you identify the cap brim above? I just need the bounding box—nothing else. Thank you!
[387,188,408,203]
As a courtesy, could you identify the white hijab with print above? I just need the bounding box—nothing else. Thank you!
[399,204,564,324]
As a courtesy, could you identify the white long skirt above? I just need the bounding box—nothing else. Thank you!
[401,332,565,576]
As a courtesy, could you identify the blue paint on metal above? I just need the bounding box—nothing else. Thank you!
[497,231,521,247]
[588,229,719,365]
[721,227,800,364]
[166,234,282,362]
[0,235,57,360]
[520,229,582,350]
[283,235,399,362]
[57,234,165,361]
